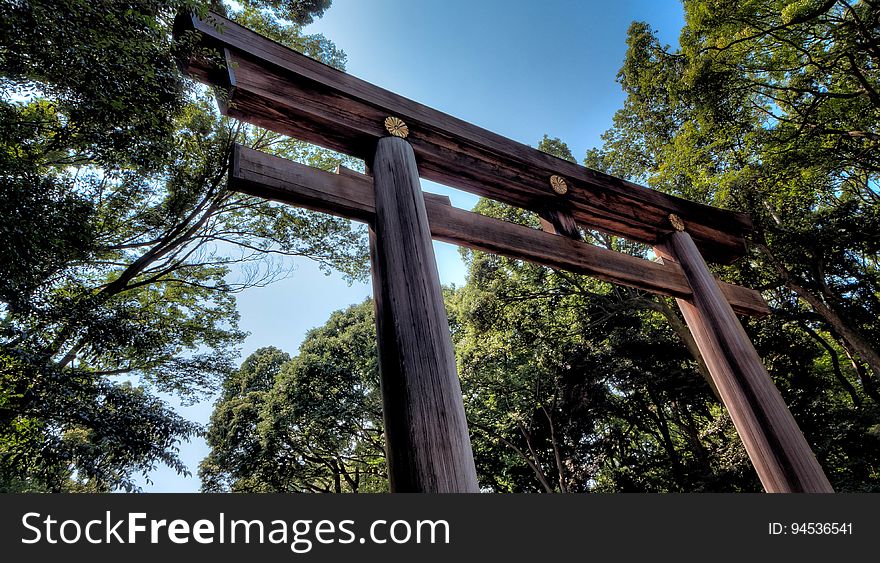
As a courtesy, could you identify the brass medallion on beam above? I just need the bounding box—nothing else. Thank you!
[669,213,685,232]
[549,175,568,195]
[384,116,409,138]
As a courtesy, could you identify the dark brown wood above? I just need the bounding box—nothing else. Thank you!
[369,136,479,492]
[539,207,583,241]
[660,231,833,492]
[231,143,375,221]
[229,144,769,317]
[175,11,753,263]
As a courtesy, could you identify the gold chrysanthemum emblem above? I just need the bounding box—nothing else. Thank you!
[549,175,568,195]
[384,116,409,138]
[669,213,685,232]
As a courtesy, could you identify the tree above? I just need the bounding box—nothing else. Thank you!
[198,346,291,492]
[447,194,754,492]
[676,0,880,398]
[583,0,880,489]
[201,301,386,493]
[589,1,880,396]
[0,0,370,491]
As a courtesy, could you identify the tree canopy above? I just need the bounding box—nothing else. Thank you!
[0,0,372,491]
[200,302,386,493]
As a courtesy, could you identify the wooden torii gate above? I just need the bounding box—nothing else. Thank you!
[174,12,833,493]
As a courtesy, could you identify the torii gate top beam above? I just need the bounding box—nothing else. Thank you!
[174,11,753,264]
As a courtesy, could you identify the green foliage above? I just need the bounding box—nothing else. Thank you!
[0,0,367,491]
[239,0,332,26]
[198,346,291,492]
[583,0,880,489]
[0,105,95,310]
[201,301,386,493]
[0,349,199,492]
[0,0,205,169]
[448,197,756,492]
[231,3,345,69]
[537,135,576,163]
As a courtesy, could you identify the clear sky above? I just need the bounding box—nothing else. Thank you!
[137,0,685,492]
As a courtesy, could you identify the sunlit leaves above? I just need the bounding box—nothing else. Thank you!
[0,0,364,491]
[201,303,386,493]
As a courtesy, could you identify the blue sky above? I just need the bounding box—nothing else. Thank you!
[138,0,685,492]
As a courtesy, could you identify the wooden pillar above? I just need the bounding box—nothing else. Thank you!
[369,135,479,492]
[659,218,833,493]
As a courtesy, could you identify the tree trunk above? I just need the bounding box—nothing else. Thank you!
[756,243,880,391]
[785,278,880,393]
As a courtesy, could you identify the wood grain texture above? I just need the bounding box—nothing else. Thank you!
[229,144,769,316]
[369,137,479,492]
[661,232,833,493]
[539,207,584,241]
[175,11,753,263]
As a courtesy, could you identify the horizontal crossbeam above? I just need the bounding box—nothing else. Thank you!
[175,11,753,264]
[230,145,768,316]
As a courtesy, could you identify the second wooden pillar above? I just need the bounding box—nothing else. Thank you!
[659,220,833,492]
